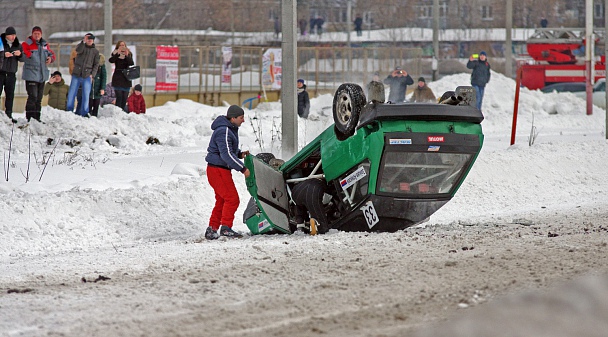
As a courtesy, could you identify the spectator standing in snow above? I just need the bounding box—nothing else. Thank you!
[274,16,281,39]
[204,105,250,240]
[66,33,99,117]
[43,71,68,110]
[466,51,491,111]
[309,17,316,35]
[299,18,307,36]
[109,40,134,112]
[297,78,310,118]
[0,26,23,121]
[22,26,55,122]
[540,17,548,28]
[411,77,436,103]
[89,54,107,117]
[354,14,363,37]
[383,67,414,103]
[127,84,145,114]
[100,82,116,107]
[316,17,325,36]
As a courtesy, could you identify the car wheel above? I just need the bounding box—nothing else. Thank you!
[255,152,275,164]
[333,83,366,139]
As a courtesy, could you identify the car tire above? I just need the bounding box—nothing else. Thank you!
[255,152,275,164]
[333,83,366,139]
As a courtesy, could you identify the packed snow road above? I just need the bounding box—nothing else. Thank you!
[2,205,607,337]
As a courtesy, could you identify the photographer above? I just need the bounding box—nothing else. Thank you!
[0,26,23,121]
[66,33,99,117]
[383,67,413,103]
[109,40,134,112]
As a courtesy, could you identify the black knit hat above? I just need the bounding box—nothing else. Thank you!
[418,77,425,82]
[226,105,244,119]
[5,26,16,35]
[134,84,142,91]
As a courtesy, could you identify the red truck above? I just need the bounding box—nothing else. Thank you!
[520,28,606,90]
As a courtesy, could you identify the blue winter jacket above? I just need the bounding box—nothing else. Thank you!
[205,115,246,172]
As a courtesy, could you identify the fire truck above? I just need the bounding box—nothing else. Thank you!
[520,28,606,90]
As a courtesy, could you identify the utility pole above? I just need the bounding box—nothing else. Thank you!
[432,0,439,81]
[505,0,513,78]
[585,0,593,115]
[104,0,112,71]
[281,0,298,158]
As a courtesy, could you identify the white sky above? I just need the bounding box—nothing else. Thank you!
[1,71,607,277]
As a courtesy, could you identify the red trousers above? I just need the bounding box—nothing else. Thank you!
[207,166,240,230]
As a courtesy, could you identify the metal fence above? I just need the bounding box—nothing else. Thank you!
[11,44,423,96]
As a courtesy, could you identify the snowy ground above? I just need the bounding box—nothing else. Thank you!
[1,72,608,336]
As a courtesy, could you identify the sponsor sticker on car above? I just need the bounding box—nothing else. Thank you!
[428,136,444,142]
[340,166,367,190]
[389,138,412,145]
[258,219,270,232]
[428,146,440,151]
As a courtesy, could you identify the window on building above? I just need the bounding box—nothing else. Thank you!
[363,11,374,25]
[481,5,493,20]
[595,3,604,19]
[418,3,448,19]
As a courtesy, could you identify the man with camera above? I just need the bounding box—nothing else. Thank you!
[467,51,491,111]
[0,26,23,121]
[66,33,99,117]
[384,66,414,103]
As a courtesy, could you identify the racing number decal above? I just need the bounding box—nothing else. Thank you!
[360,201,379,229]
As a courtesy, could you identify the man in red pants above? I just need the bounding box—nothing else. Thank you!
[205,105,250,240]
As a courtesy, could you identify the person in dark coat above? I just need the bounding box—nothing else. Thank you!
[316,17,325,35]
[383,67,414,103]
[298,18,307,36]
[89,54,107,117]
[354,14,363,37]
[204,105,250,240]
[109,40,134,112]
[43,71,69,110]
[297,78,310,118]
[466,51,491,111]
[0,26,24,121]
[21,26,55,122]
[66,33,99,117]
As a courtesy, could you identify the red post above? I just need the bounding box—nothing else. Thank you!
[510,67,522,146]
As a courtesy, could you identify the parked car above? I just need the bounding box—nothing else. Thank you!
[573,78,606,108]
[243,83,485,235]
[540,82,586,94]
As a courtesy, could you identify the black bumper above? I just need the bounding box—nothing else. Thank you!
[331,195,449,232]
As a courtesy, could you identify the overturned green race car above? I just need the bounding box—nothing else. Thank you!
[243,83,483,235]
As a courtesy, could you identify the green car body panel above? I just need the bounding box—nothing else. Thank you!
[244,101,484,235]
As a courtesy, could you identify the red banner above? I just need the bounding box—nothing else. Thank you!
[155,46,179,92]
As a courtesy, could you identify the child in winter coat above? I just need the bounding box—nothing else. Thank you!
[89,54,107,117]
[100,82,116,106]
[127,84,146,114]
[43,71,69,110]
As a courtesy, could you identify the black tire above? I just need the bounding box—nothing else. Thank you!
[255,152,275,164]
[333,83,366,139]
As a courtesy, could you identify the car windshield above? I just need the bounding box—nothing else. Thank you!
[378,152,472,196]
